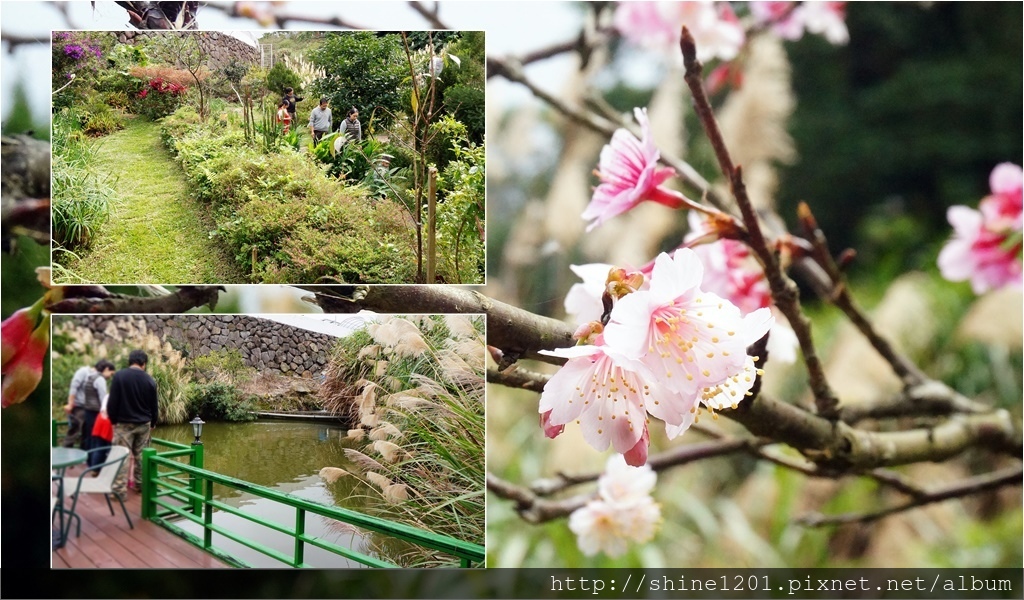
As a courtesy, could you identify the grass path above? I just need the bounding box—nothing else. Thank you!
[57,118,245,284]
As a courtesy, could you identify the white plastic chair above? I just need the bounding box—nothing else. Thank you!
[61,445,133,540]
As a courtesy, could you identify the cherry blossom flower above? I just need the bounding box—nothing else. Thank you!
[980,162,1023,232]
[685,213,798,364]
[564,263,614,325]
[583,108,689,231]
[537,342,655,465]
[614,1,745,63]
[604,249,773,399]
[599,453,657,502]
[751,2,849,45]
[938,163,1024,294]
[569,455,661,557]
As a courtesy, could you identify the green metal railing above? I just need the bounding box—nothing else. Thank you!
[52,420,483,567]
[142,440,484,568]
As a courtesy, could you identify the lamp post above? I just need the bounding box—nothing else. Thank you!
[188,416,205,516]
[190,416,205,445]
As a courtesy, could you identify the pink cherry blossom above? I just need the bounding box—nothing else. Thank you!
[938,163,1024,294]
[980,162,1023,232]
[685,213,798,363]
[614,1,745,63]
[583,107,686,231]
[751,1,849,45]
[604,249,774,399]
[537,342,655,465]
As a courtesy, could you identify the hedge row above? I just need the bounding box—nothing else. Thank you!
[160,107,417,283]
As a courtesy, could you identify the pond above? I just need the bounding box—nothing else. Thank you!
[153,420,412,568]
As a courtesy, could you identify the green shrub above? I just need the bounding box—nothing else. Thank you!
[442,84,484,144]
[266,61,303,97]
[160,105,420,283]
[83,108,124,136]
[185,381,256,422]
[436,141,485,284]
[190,348,254,382]
[425,115,468,171]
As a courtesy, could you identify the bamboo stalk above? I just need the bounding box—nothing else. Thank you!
[426,166,437,284]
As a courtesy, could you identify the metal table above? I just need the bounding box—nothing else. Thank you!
[52,447,87,549]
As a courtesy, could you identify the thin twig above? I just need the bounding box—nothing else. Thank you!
[486,472,589,524]
[201,1,369,29]
[864,469,928,499]
[407,1,448,29]
[797,202,928,387]
[797,466,1023,526]
[530,438,771,496]
[0,32,50,48]
[679,26,839,418]
[487,54,731,213]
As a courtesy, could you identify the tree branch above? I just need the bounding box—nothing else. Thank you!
[486,54,731,214]
[486,472,589,524]
[529,437,770,497]
[308,283,1019,468]
[797,466,1023,526]
[680,26,839,418]
[301,285,573,367]
[839,380,992,424]
[732,393,1018,469]
[46,285,223,313]
[487,366,552,392]
[0,32,50,48]
[407,1,448,29]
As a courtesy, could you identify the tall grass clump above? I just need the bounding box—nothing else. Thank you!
[51,108,114,250]
[318,315,485,567]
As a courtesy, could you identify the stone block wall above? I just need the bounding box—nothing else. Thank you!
[109,30,260,69]
[63,315,334,378]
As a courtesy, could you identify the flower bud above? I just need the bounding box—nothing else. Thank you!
[606,268,645,299]
[2,314,49,408]
[1,299,44,369]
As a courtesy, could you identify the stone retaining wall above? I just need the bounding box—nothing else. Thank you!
[65,315,334,377]
[109,30,259,69]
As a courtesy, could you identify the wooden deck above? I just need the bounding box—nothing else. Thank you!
[52,465,228,569]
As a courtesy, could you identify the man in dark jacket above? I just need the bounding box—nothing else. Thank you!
[107,350,159,499]
[282,87,303,128]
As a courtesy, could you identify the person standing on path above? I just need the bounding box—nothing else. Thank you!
[61,365,89,449]
[107,350,159,500]
[282,87,303,128]
[339,107,362,143]
[309,97,332,144]
[78,360,116,468]
[276,99,292,134]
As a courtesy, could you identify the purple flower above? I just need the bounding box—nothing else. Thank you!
[63,44,86,61]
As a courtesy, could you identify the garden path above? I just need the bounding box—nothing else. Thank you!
[59,118,244,284]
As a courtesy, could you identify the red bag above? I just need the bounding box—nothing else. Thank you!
[92,412,114,442]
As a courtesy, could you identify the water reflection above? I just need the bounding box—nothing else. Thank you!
[153,420,413,568]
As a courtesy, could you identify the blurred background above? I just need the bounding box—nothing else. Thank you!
[2,0,1021,583]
